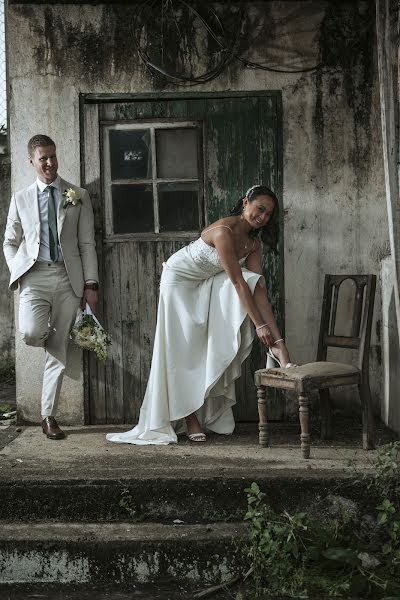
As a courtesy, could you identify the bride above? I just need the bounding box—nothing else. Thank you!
[106,185,294,445]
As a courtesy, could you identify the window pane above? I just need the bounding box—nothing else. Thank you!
[112,184,154,233]
[158,183,199,232]
[156,128,198,179]
[109,129,151,180]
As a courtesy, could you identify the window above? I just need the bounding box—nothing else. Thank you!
[102,122,203,237]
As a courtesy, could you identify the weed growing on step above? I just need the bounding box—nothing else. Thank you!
[243,442,400,598]
[119,488,139,520]
[201,508,243,522]
[367,440,400,502]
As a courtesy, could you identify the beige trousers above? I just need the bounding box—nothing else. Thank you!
[18,262,81,417]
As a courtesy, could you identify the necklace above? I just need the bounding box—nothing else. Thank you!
[238,215,250,250]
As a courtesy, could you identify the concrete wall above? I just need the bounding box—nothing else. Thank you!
[378,0,400,434]
[7,1,387,423]
[0,148,14,364]
[381,256,400,432]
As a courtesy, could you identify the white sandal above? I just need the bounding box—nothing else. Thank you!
[186,432,207,442]
[266,339,298,368]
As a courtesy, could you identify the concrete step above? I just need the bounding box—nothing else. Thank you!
[0,521,245,586]
[0,583,213,600]
[0,424,389,594]
[0,585,363,600]
[0,473,368,522]
[0,423,387,524]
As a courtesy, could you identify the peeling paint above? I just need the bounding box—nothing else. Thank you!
[0,551,91,583]
[0,543,240,585]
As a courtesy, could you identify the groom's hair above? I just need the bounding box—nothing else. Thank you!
[28,134,56,157]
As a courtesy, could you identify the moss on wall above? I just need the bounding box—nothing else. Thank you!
[0,153,14,362]
[316,1,374,169]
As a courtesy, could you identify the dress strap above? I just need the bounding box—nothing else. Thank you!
[203,225,233,233]
[201,225,233,237]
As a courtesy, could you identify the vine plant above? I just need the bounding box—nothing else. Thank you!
[244,442,400,598]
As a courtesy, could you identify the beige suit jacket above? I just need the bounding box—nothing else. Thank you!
[3,177,98,297]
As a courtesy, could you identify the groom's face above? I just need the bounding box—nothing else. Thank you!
[29,145,58,184]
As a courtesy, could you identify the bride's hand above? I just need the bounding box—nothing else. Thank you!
[256,324,274,347]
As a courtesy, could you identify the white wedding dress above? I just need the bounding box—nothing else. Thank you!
[106,235,263,445]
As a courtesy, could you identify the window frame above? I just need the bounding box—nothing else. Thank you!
[101,120,205,241]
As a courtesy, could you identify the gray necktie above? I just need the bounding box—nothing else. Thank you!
[47,186,60,261]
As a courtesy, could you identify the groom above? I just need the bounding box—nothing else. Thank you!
[3,134,98,439]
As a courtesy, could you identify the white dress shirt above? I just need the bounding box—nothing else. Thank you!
[36,176,64,263]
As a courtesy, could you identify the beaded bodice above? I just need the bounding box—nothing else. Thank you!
[188,237,246,276]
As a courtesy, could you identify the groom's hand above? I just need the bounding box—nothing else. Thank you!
[81,288,98,314]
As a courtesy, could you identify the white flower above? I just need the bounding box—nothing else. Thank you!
[62,188,82,209]
[70,312,111,361]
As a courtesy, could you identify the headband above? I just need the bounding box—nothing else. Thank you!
[245,185,261,197]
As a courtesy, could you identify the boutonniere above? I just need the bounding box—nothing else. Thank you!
[62,188,82,209]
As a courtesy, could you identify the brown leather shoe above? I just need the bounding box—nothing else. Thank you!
[41,416,65,440]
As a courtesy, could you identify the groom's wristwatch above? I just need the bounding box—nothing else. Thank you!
[84,282,99,291]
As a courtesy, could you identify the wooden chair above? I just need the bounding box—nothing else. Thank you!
[254,274,376,458]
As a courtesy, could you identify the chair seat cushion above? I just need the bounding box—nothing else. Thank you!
[261,361,359,378]
[256,361,360,386]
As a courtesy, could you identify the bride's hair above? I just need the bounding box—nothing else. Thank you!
[229,185,280,253]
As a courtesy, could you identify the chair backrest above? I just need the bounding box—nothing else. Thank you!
[316,274,376,373]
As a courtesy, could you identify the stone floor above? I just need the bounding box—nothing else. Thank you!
[0,412,398,483]
[1,379,398,481]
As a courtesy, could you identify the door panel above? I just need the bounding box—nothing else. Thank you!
[83,92,283,424]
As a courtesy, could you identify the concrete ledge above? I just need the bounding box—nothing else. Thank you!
[0,522,245,585]
[0,423,387,522]
[0,474,376,523]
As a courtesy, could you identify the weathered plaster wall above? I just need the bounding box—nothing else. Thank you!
[378,0,400,433]
[0,150,14,365]
[7,1,387,423]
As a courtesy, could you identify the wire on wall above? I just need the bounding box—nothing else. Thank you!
[132,0,323,86]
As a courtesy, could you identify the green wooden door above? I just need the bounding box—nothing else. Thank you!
[83,92,283,424]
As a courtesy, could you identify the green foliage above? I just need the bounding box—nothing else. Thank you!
[376,496,400,565]
[369,441,400,502]
[243,458,400,599]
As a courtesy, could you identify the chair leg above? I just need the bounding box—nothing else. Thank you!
[257,385,269,447]
[299,394,310,459]
[319,389,333,440]
[358,380,375,450]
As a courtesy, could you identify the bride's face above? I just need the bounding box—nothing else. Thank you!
[243,194,275,229]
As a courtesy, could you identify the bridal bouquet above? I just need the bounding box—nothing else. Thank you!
[71,304,111,361]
